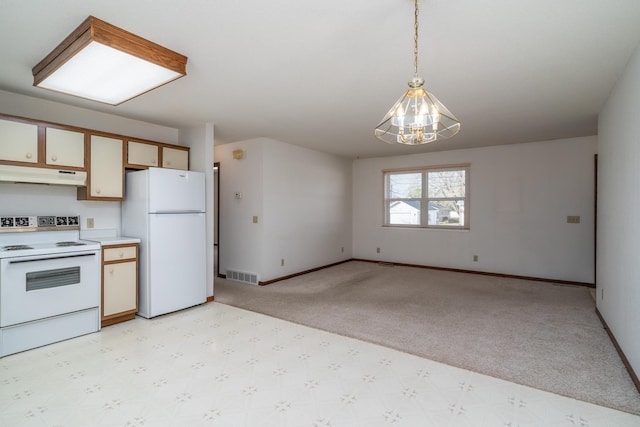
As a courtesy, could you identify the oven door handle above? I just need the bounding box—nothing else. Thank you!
[9,253,97,264]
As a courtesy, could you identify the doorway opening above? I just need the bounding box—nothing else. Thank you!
[214,162,220,277]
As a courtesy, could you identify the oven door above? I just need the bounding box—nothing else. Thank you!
[0,250,100,327]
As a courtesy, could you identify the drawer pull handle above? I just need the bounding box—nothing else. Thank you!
[109,268,114,274]
[119,252,124,258]
[26,152,33,159]
[51,155,58,162]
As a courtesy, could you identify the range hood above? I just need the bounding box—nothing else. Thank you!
[0,164,87,186]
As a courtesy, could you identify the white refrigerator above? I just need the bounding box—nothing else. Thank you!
[122,167,206,318]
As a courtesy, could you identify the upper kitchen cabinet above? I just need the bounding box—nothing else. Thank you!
[126,140,189,171]
[0,117,38,164]
[162,146,189,170]
[126,140,159,169]
[78,135,124,200]
[45,127,85,169]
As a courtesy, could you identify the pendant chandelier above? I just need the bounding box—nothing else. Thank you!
[374,0,460,145]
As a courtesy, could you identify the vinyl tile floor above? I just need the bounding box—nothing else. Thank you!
[1,302,639,427]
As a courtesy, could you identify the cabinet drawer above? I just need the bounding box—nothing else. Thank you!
[103,245,137,262]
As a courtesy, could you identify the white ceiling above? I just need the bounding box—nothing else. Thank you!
[1,0,640,159]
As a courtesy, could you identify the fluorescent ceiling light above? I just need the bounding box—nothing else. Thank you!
[32,16,187,105]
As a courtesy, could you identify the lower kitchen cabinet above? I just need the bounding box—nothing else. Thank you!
[101,243,138,327]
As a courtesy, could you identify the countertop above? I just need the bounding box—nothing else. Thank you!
[80,229,140,246]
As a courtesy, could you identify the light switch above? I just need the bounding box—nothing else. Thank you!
[253,216,258,224]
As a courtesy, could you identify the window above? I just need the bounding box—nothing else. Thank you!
[384,164,469,229]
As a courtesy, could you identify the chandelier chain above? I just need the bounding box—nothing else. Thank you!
[414,0,419,77]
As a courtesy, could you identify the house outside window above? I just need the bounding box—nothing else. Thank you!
[383,164,470,229]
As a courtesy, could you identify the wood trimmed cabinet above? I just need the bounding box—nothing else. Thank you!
[101,243,139,327]
[0,117,39,164]
[161,145,189,170]
[78,134,125,200]
[0,113,190,200]
[45,127,85,168]
[126,140,189,171]
[126,140,159,168]
[0,116,87,171]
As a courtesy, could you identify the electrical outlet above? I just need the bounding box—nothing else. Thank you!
[473,255,478,262]
[86,218,94,228]
[281,259,285,266]
[376,247,380,254]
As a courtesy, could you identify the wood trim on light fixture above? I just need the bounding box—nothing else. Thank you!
[32,16,187,104]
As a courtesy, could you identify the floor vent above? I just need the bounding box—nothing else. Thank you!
[226,269,259,285]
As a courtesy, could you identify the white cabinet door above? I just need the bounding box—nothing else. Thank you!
[45,128,85,168]
[0,118,38,164]
[89,135,123,198]
[128,141,159,168]
[162,146,189,170]
[103,261,137,317]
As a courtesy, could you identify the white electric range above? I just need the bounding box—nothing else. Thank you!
[0,215,101,357]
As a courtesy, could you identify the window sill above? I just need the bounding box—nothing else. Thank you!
[382,224,470,231]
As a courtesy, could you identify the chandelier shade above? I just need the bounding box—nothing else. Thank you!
[32,16,187,105]
[374,0,460,145]
[375,77,460,145]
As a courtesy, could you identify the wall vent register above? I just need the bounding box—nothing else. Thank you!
[226,269,258,285]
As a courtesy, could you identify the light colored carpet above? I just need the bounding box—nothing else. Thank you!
[214,260,640,415]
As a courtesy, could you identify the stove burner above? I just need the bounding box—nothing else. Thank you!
[56,241,86,247]
[3,245,34,251]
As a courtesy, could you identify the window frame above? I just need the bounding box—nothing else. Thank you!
[383,163,470,230]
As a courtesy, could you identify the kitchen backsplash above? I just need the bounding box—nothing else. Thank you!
[0,182,121,230]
